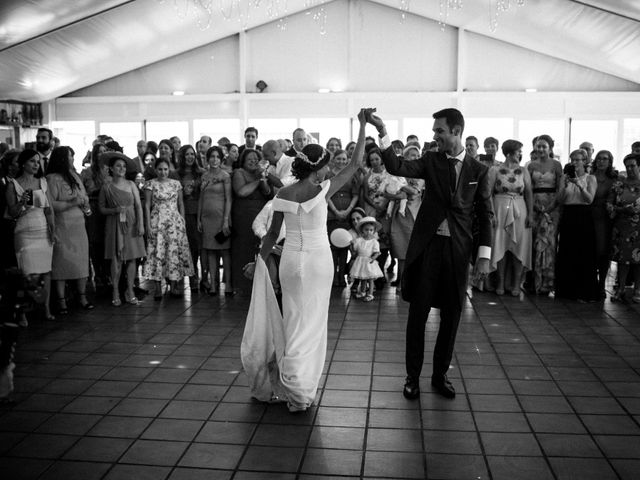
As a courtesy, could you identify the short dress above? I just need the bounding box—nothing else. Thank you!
[350,237,384,280]
[200,171,231,250]
[101,182,146,261]
[144,179,194,281]
[11,178,53,275]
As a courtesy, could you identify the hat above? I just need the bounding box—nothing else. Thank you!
[356,216,382,234]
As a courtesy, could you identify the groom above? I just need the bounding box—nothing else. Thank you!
[366,108,493,399]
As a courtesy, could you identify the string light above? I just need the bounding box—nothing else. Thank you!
[399,0,411,22]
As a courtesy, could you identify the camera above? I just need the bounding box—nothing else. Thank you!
[563,164,576,179]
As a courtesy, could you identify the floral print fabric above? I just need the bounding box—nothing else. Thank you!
[144,179,194,281]
[608,179,640,264]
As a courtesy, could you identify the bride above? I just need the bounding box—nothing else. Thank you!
[241,108,368,412]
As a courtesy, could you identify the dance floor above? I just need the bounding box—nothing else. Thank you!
[1,282,640,480]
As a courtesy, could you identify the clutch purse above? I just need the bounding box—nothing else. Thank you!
[215,230,231,243]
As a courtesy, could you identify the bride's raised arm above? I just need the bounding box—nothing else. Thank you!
[326,108,370,198]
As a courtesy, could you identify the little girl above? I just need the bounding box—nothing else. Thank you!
[350,216,384,301]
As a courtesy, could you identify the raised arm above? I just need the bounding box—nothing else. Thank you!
[327,108,369,198]
[367,112,425,179]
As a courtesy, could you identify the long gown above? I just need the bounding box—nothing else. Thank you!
[241,180,333,411]
[530,170,560,293]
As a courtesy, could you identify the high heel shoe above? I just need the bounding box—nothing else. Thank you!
[79,294,95,310]
[57,298,69,315]
[124,291,139,305]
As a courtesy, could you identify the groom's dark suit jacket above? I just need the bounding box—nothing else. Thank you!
[383,149,493,308]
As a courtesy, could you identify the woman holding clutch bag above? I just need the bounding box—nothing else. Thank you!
[198,146,232,296]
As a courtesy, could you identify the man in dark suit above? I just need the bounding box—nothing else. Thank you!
[366,108,493,399]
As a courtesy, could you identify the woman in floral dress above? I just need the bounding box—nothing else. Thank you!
[607,153,640,302]
[526,135,564,294]
[144,158,194,298]
[489,140,533,296]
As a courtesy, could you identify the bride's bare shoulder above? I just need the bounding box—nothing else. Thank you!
[276,183,298,201]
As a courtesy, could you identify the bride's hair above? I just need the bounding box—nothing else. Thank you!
[291,144,331,180]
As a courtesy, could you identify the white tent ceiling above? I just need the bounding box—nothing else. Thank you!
[0,0,638,102]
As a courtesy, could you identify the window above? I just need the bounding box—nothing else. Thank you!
[465,118,514,161]
[403,118,432,145]
[99,122,142,158]
[145,121,189,146]
[570,120,618,168]
[51,121,95,170]
[623,118,640,155]
[193,119,241,146]
[247,119,297,144]
[299,118,350,147]
[518,119,566,160]
[362,120,399,144]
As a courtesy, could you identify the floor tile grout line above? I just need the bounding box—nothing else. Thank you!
[497,292,623,476]
[469,292,563,479]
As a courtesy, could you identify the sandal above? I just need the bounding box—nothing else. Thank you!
[124,292,139,305]
[363,294,374,302]
[355,291,365,299]
[111,297,122,307]
[79,294,95,310]
[611,288,625,303]
[57,298,69,315]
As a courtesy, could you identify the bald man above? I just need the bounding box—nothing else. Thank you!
[262,139,295,188]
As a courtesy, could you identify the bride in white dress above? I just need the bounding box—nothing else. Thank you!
[241,109,368,412]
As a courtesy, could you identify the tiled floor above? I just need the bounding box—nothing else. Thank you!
[1,281,640,479]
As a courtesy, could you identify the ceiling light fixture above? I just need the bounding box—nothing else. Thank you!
[172,90,185,96]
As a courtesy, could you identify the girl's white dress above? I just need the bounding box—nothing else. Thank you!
[241,180,333,411]
[350,237,383,280]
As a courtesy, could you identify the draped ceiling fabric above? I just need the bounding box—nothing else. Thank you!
[0,0,638,102]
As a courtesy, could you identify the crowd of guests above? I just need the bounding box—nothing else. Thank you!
[1,125,640,325]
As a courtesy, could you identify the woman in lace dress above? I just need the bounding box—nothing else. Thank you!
[241,109,368,412]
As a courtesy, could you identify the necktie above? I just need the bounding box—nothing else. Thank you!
[448,158,458,191]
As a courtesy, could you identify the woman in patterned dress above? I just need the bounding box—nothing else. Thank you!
[526,135,564,294]
[607,153,640,303]
[362,148,391,287]
[143,158,194,299]
[488,140,533,296]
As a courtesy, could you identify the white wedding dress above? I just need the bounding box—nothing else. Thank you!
[241,180,333,411]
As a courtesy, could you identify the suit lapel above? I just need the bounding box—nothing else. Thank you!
[454,156,474,202]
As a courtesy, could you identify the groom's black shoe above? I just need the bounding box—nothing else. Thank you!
[403,376,420,400]
[431,374,456,399]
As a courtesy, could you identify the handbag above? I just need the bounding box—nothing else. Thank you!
[214,230,231,243]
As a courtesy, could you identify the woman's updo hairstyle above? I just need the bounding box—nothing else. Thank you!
[291,144,331,180]
[501,139,523,157]
[535,134,555,159]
